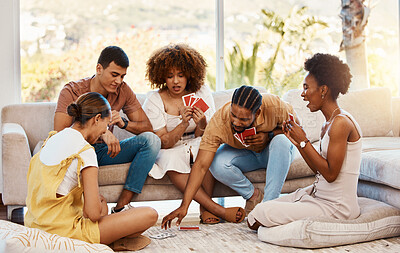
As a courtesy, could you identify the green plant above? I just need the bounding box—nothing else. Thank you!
[260,6,328,95]
[224,41,260,89]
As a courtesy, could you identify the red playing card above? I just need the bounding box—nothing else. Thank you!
[189,96,199,107]
[178,226,200,231]
[234,133,243,143]
[234,133,249,147]
[289,113,294,121]
[192,97,209,112]
[182,93,195,106]
[242,127,256,138]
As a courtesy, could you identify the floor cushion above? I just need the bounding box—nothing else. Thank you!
[258,197,400,248]
[0,220,113,253]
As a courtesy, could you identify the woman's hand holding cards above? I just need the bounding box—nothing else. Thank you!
[179,106,193,125]
[192,106,207,128]
[283,113,307,147]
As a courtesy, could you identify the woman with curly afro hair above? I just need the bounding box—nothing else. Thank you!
[248,53,363,231]
[144,44,243,224]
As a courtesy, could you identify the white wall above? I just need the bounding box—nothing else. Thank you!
[0,0,22,192]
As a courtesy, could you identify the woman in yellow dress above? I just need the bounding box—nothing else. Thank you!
[25,92,158,250]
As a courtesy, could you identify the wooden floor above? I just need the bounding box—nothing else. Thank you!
[1,196,399,252]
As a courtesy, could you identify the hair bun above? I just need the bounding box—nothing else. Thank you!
[67,103,80,117]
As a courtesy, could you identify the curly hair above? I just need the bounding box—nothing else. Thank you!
[146,43,207,93]
[304,53,352,100]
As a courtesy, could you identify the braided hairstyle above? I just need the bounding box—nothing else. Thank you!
[231,85,262,114]
[304,53,352,100]
[67,92,111,126]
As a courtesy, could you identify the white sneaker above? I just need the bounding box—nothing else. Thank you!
[111,203,134,214]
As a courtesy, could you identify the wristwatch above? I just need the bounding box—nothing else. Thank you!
[299,139,310,149]
[120,117,129,129]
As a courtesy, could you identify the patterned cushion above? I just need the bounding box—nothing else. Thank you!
[0,220,113,253]
[258,198,400,248]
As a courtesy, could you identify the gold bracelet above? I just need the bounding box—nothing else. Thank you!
[199,128,206,132]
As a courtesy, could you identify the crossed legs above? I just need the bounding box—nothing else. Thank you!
[98,206,158,244]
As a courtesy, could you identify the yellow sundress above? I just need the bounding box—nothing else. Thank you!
[24,131,100,243]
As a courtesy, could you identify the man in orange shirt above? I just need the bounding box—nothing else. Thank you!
[162,85,297,228]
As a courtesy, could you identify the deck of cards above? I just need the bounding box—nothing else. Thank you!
[234,127,256,147]
[182,93,209,113]
[149,231,176,239]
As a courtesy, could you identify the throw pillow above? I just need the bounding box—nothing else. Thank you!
[258,197,400,248]
[0,220,113,253]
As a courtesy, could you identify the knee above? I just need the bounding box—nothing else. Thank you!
[137,132,161,152]
[209,155,231,178]
[146,207,159,227]
[269,135,294,154]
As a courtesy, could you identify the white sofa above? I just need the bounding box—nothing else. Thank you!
[2,87,399,220]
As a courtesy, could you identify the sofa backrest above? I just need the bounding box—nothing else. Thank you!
[2,86,268,153]
[282,87,397,141]
[113,86,268,143]
[2,102,56,153]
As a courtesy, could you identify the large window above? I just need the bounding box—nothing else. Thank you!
[20,0,399,102]
[20,0,215,102]
[223,0,343,96]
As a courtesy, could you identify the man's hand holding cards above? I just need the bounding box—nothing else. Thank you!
[182,93,209,113]
[234,127,256,147]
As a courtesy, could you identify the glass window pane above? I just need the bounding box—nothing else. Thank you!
[20,0,215,102]
[224,0,342,95]
[367,0,399,95]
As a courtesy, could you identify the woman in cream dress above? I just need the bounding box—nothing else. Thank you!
[144,43,244,224]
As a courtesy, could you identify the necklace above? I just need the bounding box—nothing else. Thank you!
[327,107,341,123]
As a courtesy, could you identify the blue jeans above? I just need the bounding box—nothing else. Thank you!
[209,134,294,202]
[93,132,161,194]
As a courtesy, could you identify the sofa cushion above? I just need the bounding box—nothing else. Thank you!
[258,197,400,248]
[337,87,393,137]
[282,87,394,142]
[0,220,112,253]
[359,137,400,190]
[282,89,324,143]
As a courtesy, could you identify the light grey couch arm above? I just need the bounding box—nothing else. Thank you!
[2,123,31,206]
